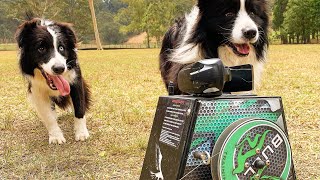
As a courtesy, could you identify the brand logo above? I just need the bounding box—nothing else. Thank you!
[233,130,284,179]
[214,120,292,180]
[171,99,186,104]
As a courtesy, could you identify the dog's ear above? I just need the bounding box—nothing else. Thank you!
[15,18,41,48]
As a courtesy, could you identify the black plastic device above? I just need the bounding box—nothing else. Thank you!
[177,59,253,95]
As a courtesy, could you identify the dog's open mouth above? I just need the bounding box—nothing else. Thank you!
[40,68,71,96]
[227,43,251,57]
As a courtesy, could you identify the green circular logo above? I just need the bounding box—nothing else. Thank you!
[211,119,292,180]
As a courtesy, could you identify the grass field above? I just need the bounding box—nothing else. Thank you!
[0,45,319,179]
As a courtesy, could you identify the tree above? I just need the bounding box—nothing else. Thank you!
[58,0,93,43]
[310,0,320,42]
[5,0,62,20]
[96,11,125,44]
[89,0,103,50]
[94,0,128,44]
[0,2,18,43]
[272,0,289,43]
[283,0,314,44]
[116,0,194,48]
[115,0,148,46]
[4,0,93,43]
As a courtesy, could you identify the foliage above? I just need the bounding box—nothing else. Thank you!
[96,11,124,44]
[273,0,320,44]
[95,0,128,44]
[115,0,146,34]
[0,2,19,43]
[272,0,286,30]
[1,0,92,43]
[5,0,62,20]
[1,0,319,45]
[272,0,288,43]
[115,0,194,47]
[59,0,93,42]
[1,0,194,45]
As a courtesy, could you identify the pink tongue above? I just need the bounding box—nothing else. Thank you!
[236,44,250,54]
[51,75,70,96]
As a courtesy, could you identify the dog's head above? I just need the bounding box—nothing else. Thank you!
[16,18,78,95]
[197,0,269,58]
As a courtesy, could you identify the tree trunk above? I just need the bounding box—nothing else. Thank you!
[156,36,160,48]
[88,0,103,50]
[312,32,315,39]
[288,34,292,44]
[146,30,150,48]
[283,34,289,44]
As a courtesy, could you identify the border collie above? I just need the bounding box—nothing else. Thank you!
[16,18,91,144]
[160,0,269,94]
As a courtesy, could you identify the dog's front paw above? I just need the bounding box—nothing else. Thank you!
[48,131,66,144]
[74,117,89,141]
[75,127,89,141]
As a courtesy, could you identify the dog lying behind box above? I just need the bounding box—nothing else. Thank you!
[160,0,270,94]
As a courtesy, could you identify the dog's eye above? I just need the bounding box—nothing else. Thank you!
[249,12,255,16]
[58,46,64,52]
[38,47,46,53]
[225,12,236,17]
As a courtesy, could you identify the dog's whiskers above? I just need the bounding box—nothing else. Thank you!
[218,25,232,32]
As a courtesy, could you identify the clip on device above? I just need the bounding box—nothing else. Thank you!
[140,59,296,180]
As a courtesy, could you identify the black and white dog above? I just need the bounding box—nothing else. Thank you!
[160,0,269,94]
[16,18,90,144]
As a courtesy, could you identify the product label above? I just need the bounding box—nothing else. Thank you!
[159,99,191,148]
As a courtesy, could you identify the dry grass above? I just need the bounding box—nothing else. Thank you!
[259,45,320,179]
[0,45,319,179]
[0,44,16,51]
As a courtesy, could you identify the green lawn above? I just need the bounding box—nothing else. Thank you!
[0,45,319,179]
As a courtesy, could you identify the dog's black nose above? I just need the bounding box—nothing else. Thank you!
[52,64,65,74]
[243,29,257,40]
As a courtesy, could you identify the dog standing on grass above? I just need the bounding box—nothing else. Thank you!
[16,18,91,144]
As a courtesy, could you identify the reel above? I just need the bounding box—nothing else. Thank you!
[193,118,293,180]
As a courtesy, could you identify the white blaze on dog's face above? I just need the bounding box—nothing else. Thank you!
[40,20,67,76]
[225,0,260,58]
[232,0,259,44]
